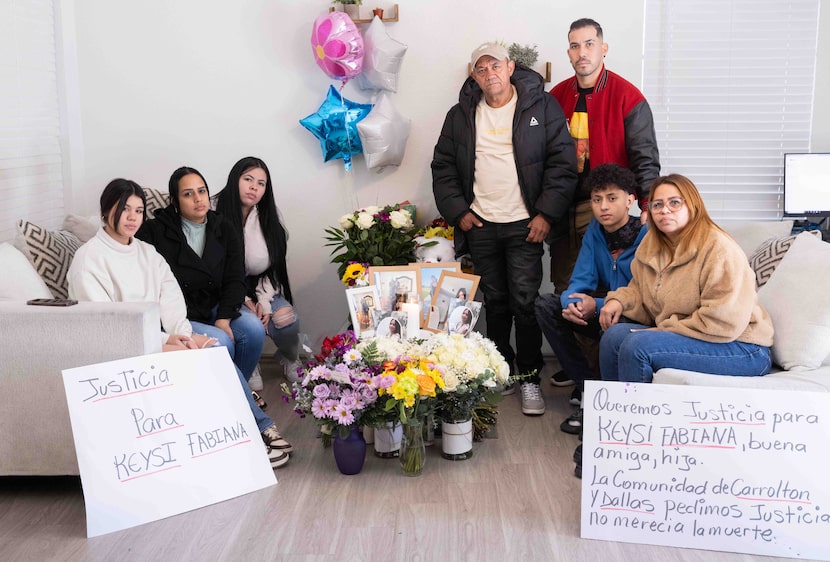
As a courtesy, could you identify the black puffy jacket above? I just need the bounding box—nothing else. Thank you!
[431,65,578,253]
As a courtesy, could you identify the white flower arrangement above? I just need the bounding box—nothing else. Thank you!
[423,332,510,392]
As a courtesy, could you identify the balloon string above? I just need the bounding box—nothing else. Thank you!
[339,80,353,172]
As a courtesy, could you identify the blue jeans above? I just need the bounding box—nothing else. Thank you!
[266,294,300,362]
[465,218,545,381]
[535,293,600,390]
[191,306,266,381]
[599,322,772,383]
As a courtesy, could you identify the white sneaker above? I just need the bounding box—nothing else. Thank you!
[266,444,289,469]
[279,356,304,383]
[261,424,294,454]
[249,364,264,391]
[520,382,546,416]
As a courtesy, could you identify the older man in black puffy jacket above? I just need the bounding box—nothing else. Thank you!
[431,42,577,416]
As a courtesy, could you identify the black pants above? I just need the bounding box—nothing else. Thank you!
[466,218,545,381]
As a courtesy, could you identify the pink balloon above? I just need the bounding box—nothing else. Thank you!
[311,12,364,82]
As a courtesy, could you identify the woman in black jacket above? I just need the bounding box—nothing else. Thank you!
[137,166,267,385]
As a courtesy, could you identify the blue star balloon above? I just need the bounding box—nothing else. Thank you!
[300,86,373,171]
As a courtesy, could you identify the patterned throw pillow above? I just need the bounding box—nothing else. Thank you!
[749,230,822,288]
[143,188,169,218]
[15,220,82,299]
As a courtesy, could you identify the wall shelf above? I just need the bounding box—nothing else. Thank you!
[329,3,399,24]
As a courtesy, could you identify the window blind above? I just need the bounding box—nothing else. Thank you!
[0,0,64,242]
[642,0,819,220]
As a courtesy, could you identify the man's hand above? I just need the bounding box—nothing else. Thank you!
[458,211,483,232]
[561,293,596,325]
[525,214,550,243]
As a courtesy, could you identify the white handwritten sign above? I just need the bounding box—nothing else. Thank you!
[581,381,830,560]
[62,347,276,537]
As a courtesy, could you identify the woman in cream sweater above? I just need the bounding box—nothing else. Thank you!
[598,174,774,383]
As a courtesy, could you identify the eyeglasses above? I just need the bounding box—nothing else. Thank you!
[649,197,685,212]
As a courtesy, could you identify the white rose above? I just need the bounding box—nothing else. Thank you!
[355,212,375,230]
[339,214,355,229]
[363,205,381,215]
[388,210,409,229]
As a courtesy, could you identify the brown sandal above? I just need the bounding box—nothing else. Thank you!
[252,390,267,410]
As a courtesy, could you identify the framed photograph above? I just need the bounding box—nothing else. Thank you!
[345,285,382,339]
[374,310,411,340]
[446,301,482,337]
[425,271,480,333]
[410,262,460,325]
[367,265,421,313]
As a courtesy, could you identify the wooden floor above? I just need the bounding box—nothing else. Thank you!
[0,359,810,562]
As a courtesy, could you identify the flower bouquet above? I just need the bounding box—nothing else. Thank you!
[422,332,511,445]
[377,355,445,475]
[324,203,419,280]
[283,331,388,445]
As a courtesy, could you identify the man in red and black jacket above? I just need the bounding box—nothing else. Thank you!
[548,18,661,295]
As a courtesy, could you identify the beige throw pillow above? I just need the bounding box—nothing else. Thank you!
[757,232,830,370]
[15,220,82,299]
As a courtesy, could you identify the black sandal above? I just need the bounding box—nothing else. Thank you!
[252,390,267,410]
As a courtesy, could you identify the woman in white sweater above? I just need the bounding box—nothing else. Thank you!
[68,178,293,468]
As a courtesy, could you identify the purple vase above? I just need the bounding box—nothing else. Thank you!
[333,425,366,475]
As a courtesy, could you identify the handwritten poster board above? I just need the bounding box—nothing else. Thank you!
[62,347,276,537]
[581,381,830,560]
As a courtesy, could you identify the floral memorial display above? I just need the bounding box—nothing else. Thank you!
[283,329,511,475]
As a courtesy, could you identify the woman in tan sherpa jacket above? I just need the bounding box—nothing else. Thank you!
[598,174,774,383]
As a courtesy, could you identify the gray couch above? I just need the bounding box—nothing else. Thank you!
[0,301,160,475]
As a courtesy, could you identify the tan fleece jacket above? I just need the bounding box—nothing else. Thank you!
[605,228,774,346]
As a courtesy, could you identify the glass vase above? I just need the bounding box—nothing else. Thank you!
[400,419,425,476]
[441,417,474,460]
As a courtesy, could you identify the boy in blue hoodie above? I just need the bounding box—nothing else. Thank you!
[535,163,646,442]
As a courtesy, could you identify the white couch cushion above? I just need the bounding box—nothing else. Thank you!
[719,219,793,257]
[655,363,830,392]
[0,243,53,300]
[757,232,830,370]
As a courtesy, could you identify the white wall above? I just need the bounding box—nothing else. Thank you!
[62,0,829,348]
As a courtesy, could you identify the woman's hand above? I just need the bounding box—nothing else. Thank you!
[191,333,219,349]
[215,318,234,342]
[257,303,270,334]
[165,333,197,351]
[599,299,623,331]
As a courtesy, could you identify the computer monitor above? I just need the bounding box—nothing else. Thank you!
[783,153,830,218]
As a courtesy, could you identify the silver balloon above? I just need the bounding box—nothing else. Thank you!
[356,93,411,172]
[356,17,407,92]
